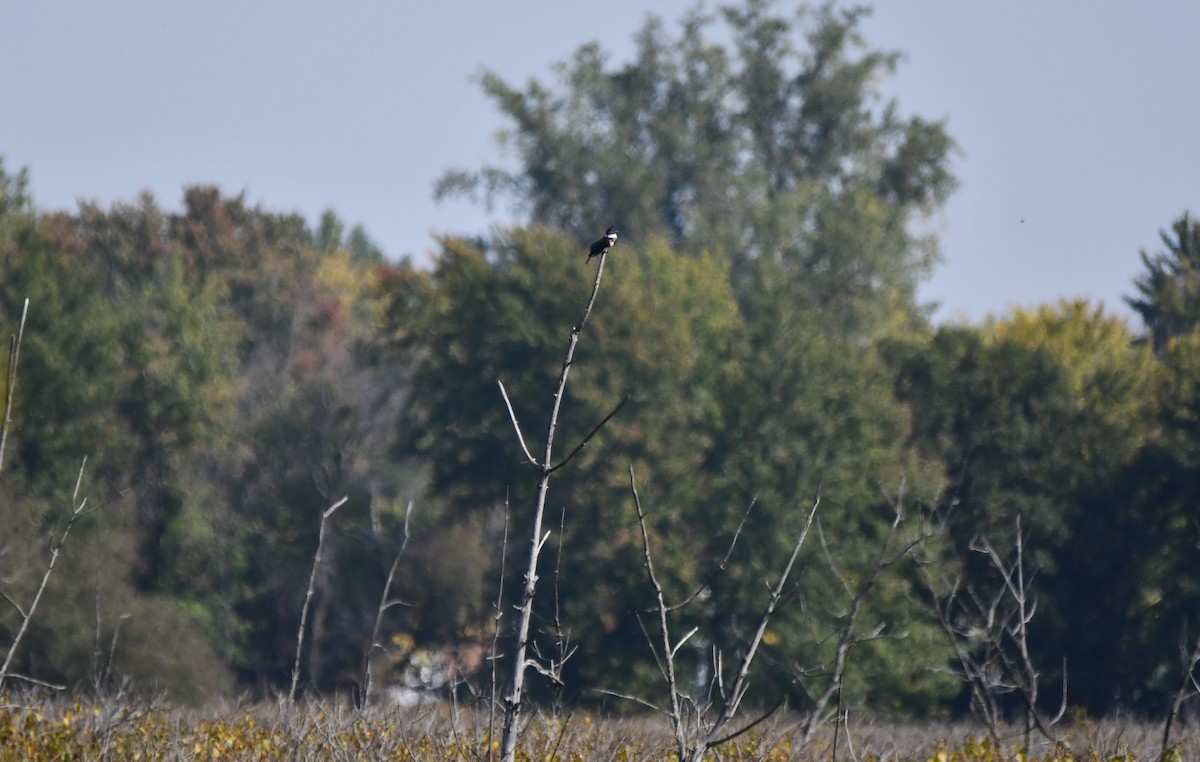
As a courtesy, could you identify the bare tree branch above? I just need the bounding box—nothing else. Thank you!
[922,515,1066,754]
[1161,624,1200,755]
[547,391,631,474]
[488,492,511,762]
[497,380,538,467]
[917,561,1004,746]
[290,495,348,705]
[593,687,664,714]
[689,485,821,762]
[706,690,790,750]
[666,498,757,613]
[799,492,924,745]
[0,297,29,475]
[0,457,90,693]
[542,505,577,706]
[620,470,833,762]
[0,587,27,619]
[362,500,415,708]
[1,672,65,691]
[630,465,690,756]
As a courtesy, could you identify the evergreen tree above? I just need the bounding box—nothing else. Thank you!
[1127,212,1200,354]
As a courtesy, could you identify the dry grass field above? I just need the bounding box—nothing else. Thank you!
[1,696,1195,761]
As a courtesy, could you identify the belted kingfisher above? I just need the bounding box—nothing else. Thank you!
[587,226,619,262]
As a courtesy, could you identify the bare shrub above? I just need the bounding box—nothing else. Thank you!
[919,515,1067,754]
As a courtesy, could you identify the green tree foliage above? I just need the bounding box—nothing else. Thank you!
[437,0,955,334]
[157,190,414,691]
[1099,332,1200,714]
[889,301,1166,714]
[704,279,953,713]
[427,0,961,711]
[890,303,1152,553]
[388,227,740,696]
[43,196,242,590]
[1101,215,1200,712]
[0,163,238,698]
[985,301,1157,474]
[987,303,1166,714]
[2,27,1196,723]
[0,162,413,699]
[387,222,959,710]
[1127,212,1200,355]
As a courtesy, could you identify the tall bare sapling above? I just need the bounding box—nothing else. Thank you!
[496,242,627,762]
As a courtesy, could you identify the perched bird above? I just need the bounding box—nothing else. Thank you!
[587,226,619,262]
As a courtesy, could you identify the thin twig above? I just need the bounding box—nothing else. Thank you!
[667,498,756,612]
[547,392,631,474]
[801,492,927,744]
[363,500,415,708]
[1,673,66,691]
[630,465,690,759]
[0,297,29,475]
[706,690,790,750]
[593,687,664,713]
[547,504,576,702]
[1161,628,1200,756]
[696,483,821,762]
[548,712,573,761]
[100,613,130,694]
[497,380,538,467]
[488,493,511,762]
[0,588,26,619]
[0,456,89,692]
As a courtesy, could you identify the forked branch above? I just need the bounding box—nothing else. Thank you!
[704,485,821,758]
[799,490,928,745]
[630,466,821,762]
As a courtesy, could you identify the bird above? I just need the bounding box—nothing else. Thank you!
[587,226,619,262]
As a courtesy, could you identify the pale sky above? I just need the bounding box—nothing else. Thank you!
[4,2,1198,325]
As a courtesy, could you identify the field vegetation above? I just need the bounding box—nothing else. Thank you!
[1,696,1195,761]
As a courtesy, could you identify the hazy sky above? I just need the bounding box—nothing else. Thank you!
[4,2,1198,325]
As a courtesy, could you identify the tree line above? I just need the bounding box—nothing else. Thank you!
[2,0,1199,723]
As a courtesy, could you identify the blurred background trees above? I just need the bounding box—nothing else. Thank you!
[1,0,1199,720]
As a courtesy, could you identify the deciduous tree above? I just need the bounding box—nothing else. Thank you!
[437,0,955,338]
